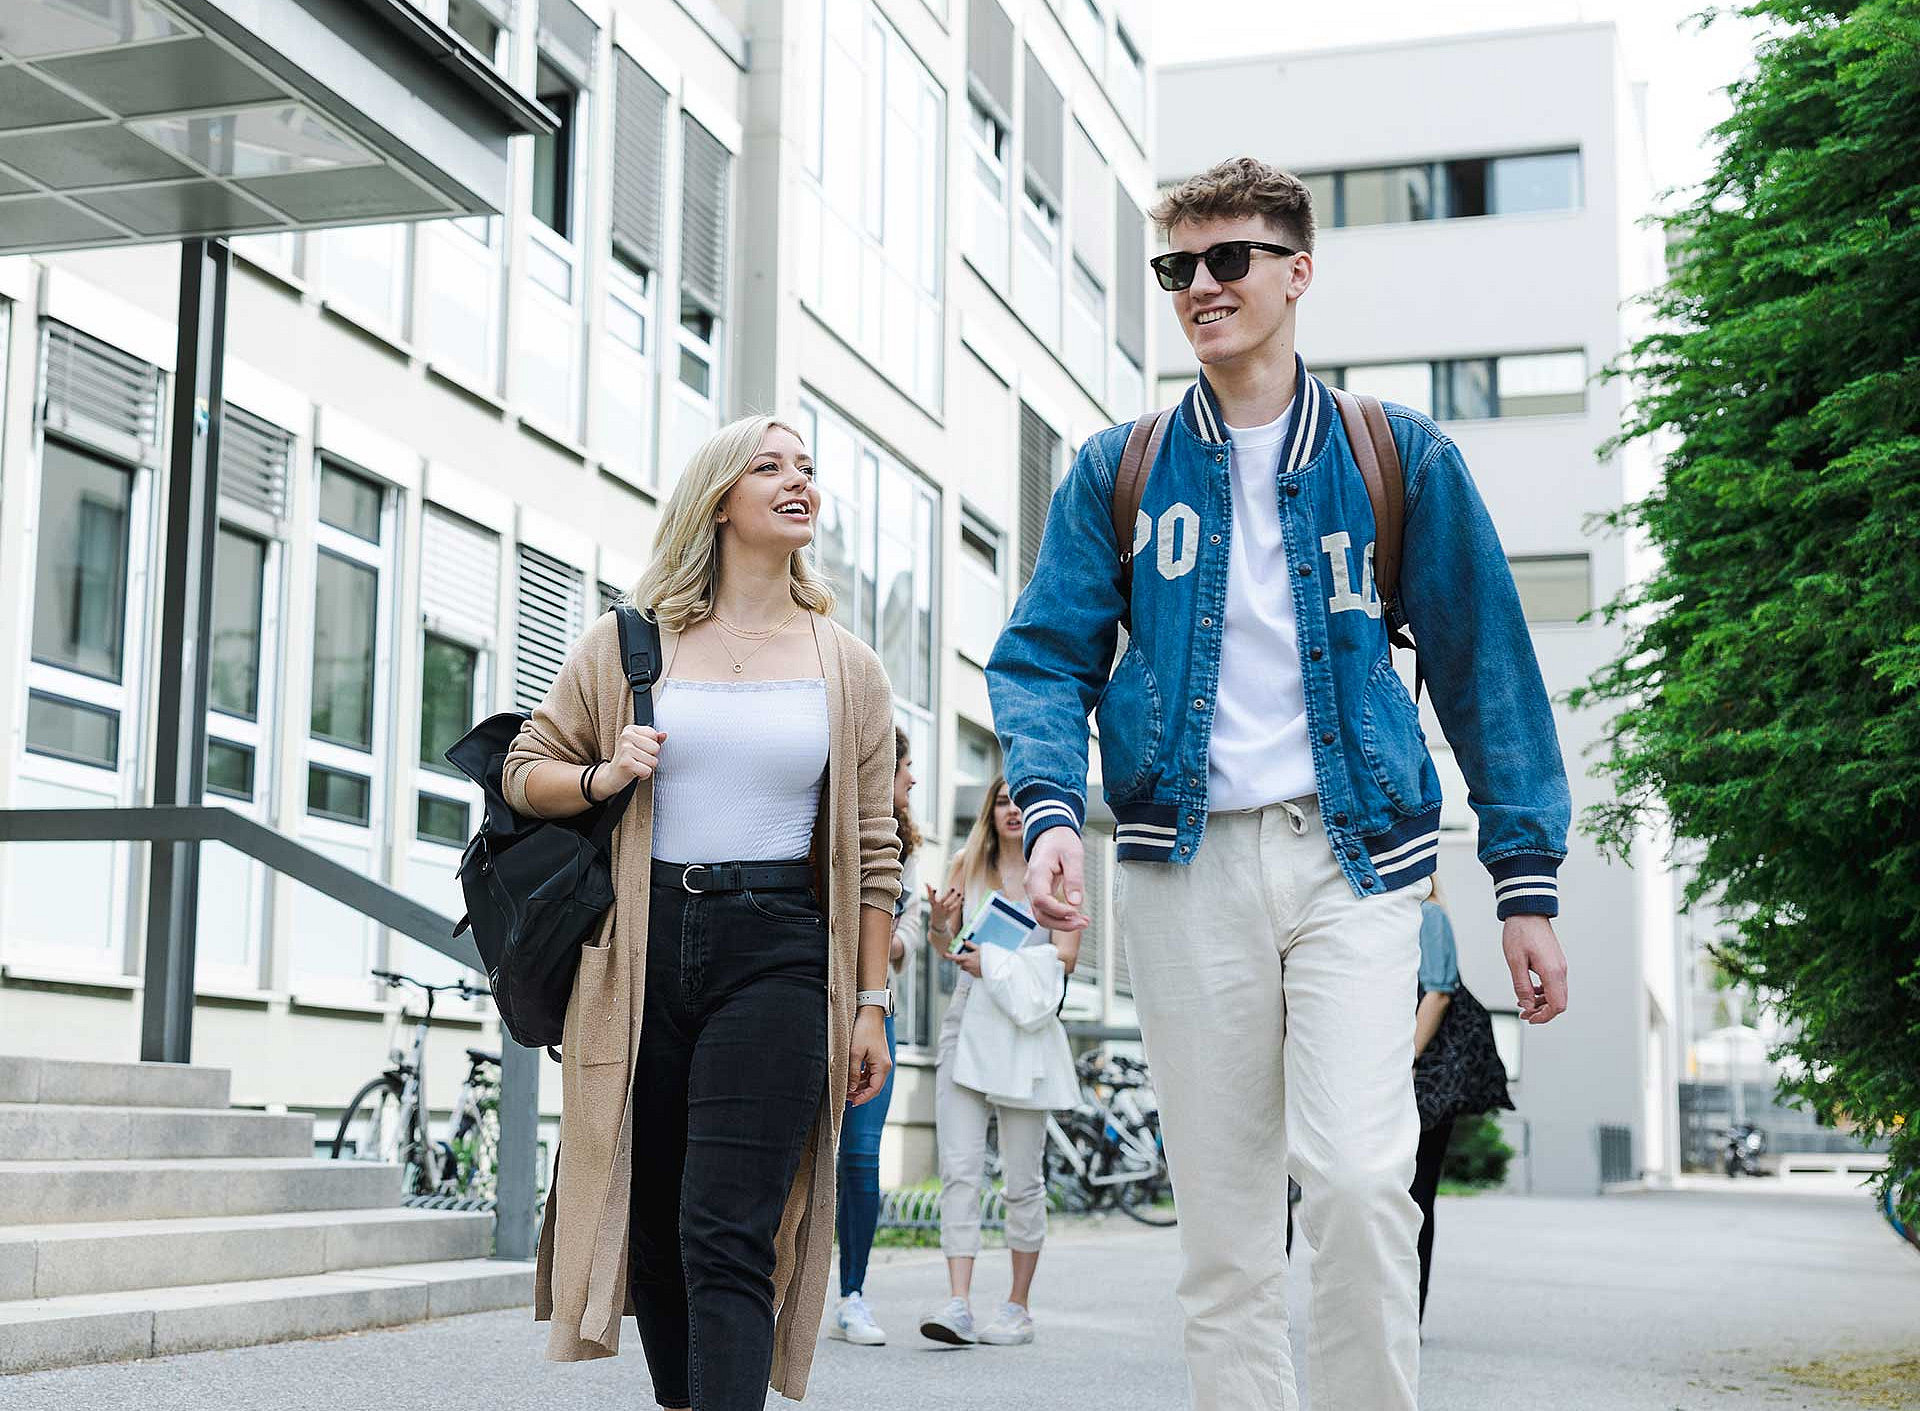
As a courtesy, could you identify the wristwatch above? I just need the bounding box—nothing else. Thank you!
[856,988,894,1016]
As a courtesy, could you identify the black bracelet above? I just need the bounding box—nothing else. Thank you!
[580,763,600,803]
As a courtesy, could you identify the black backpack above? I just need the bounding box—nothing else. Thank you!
[444,604,661,1055]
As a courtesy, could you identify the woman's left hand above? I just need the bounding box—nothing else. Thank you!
[954,944,983,978]
[848,1008,893,1106]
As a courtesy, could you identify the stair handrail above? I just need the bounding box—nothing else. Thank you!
[0,805,539,1263]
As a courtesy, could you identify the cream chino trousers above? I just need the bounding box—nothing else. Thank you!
[1117,799,1429,1411]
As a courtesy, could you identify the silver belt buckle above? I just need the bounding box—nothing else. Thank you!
[682,864,711,894]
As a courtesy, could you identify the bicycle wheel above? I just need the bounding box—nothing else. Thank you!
[1044,1114,1105,1214]
[1116,1114,1178,1227]
[331,1076,404,1164]
[455,1097,501,1199]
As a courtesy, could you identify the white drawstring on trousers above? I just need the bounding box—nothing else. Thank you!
[1278,799,1308,836]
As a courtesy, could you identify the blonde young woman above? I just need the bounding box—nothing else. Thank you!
[501,414,902,1410]
[919,775,1078,1347]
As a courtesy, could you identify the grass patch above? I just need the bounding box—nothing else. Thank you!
[1779,1352,1920,1407]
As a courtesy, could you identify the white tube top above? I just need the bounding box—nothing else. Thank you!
[649,678,829,864]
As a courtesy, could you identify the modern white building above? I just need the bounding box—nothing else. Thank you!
[1156,23,1678,1195]
[0,0,1160,1187]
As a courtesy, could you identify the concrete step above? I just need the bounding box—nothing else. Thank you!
[0,1055,230,1110]
[0,1158,404,1227]
[0,1207,494,1300]
[0,1257,535,1374]
[0,1103,313,1161]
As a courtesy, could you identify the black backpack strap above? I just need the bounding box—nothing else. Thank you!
[615,604,663,728]
[588,606,664,848]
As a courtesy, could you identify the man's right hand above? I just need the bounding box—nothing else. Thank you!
[1025,828,1088,932]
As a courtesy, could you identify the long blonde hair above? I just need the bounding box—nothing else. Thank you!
[631,413,837,633]
[948,772,1012,902]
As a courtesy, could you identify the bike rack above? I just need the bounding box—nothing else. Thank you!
[878,1185,1006,1232]
[0,806,544,1263]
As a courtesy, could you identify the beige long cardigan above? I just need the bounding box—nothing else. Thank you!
[501,609,902,1399]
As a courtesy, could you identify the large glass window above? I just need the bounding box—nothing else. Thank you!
[799,396,939,823]
[1496,351,1588,416]
[419,633,477,776]
[1306,149,1582,229]
[1339,361,1433,417]
[531,59,579,241]
[447,0,507,66]
[1341,164,1436,227]
[1510,554,1591,624]
[798,0,944,408]
[31,441,131,682]
[1490,151,1582,215]
[956,509,1005,667]
[25,692,119,768]
[311,551,378,749]
[210,527,266,719]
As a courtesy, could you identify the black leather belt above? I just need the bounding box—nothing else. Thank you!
[651,859,816,895]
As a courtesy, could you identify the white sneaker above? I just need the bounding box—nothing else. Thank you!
[977,1301,1035,1346]
[831,1293,886,1346]
[918,1296,977,1346]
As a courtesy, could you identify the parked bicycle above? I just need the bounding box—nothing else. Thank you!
[329,968,499,1198]
[1042,1051,1176,1226]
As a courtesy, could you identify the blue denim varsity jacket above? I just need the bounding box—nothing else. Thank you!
[985,358,1570,920]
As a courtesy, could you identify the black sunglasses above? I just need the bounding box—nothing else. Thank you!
[1149,240,1299,292]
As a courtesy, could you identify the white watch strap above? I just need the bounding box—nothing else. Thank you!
[856,988,892,1015]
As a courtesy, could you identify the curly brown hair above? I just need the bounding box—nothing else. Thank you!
[1149,156,1317,254]
[893,723,922,861]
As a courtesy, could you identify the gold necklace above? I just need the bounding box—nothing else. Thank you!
[710,608,794,639]
[711,608,800,674]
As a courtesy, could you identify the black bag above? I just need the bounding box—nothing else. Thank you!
[444,605,661,1053]
[1412,981,1515,1130]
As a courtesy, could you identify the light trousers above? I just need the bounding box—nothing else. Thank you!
[1118,798,1429,1411]
[934,1045,1050,1256]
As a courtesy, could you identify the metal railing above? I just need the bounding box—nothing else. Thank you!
[879,1184,1006,1232]
[1596,1123,1636,1188]
[0,805,541,1262]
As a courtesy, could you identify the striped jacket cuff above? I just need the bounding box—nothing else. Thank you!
[1013,782,1084,857]
[1489,854,1562,919]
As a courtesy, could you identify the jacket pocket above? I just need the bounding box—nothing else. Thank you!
[563,938,626,1066]
[1095,642,1163,800]
[1360,654,1433,815]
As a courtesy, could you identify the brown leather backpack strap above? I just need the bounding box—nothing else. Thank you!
[1331,388,1419,686]
[1112,408,1171,626]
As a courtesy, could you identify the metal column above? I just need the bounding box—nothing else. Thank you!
[142,238,229,1065]
[494,1041,542,1261]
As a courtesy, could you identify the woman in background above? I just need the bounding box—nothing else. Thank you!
[1410,877,1462,1324]
[832,724,923,1345]
[919,776,1077,1348]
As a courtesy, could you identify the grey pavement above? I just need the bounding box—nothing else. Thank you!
[4,1187,1916,1410]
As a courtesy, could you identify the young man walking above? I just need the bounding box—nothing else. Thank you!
[985,157,1572,1410]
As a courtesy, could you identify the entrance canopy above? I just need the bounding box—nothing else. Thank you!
[0,0,552,255]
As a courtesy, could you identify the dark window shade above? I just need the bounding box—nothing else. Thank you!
[680,116,731,319]
[1022,49,1063,212]
[514,545,583,714]
[1017,403,1060,586]
[1114,181,1146,367]
[611,53,668,272]
[967,0,1014,130]
[220,405,292,519]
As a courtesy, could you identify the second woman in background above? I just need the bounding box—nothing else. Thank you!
[831,725,924,1345]
[919,775,1077,1348]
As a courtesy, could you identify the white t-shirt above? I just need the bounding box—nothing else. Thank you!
[1207,405,1317,812]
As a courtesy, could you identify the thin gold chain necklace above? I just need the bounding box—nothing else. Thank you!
[711,608,800,674]
[710,607,794,639]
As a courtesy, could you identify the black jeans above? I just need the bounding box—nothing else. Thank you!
[1410,1117,1455,1322]
[627,879,829,1410]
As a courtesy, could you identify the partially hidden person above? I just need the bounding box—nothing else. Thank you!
[830,723,923,1345]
